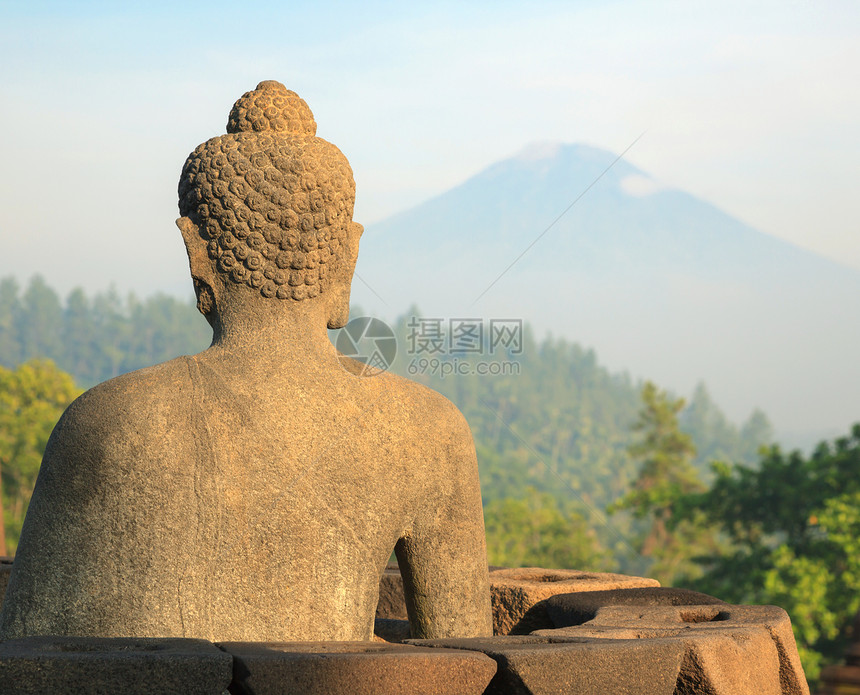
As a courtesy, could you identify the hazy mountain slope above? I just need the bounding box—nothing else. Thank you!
[353,143,860,438]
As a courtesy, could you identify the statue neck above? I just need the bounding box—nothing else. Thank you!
[207,297,339,366]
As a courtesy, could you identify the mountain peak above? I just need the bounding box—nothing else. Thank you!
[505,141,642,183]
[515,141,564,161]
[359,141,860,437]
[619,173,673,197]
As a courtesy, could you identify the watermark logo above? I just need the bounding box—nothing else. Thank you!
[407,318,523,355]
[336,316,523,378]
[406,356,521,379]
[336,317,397,377]
[406,317,523,379]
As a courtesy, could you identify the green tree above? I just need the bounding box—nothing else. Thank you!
[16,276,63,363]
[62,288,98,380]
[0,360,81,553]
[738,408,773,462]
[681,382,738,474]
[609,382,715,584]
[484,486,608,570]
[0,277,22,368]
[680,382,773,473]
[675,425,860,684]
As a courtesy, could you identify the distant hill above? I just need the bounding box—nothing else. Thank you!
[353,142,860,440]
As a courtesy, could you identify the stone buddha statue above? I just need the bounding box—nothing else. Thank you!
[0,81,493,642]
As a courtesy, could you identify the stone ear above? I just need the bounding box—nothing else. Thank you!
[177,217,210,278]
[177,216,203,257]
[193,277,216,317]
[176,217,218,318]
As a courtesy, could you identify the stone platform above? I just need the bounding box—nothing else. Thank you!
[0,561,809,693]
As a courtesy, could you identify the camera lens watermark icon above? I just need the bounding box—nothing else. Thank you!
[336,317,397,377]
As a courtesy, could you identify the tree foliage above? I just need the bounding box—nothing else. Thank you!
[608,382,720,584]
[673,425,860,684]
[0,360,81,552]
[681,382,773,478]
[484,487,609,570]
[0,275,210,387]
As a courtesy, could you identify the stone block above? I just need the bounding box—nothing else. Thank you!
[408,635,685,695]
[488,567,660,635]
[376,564,660,635]
[0,557,11,608]
[219,641,497,695]
[377,564,408,620]
[544,586,724,628]
[534,603,809,695]
[674,628,783,695]
[594,603,808,694]
[0,636,232,695]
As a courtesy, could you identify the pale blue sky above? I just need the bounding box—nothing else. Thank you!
[1,0,858,298]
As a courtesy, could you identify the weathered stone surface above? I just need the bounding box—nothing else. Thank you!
[544,586,724,628]
[673,629,783,695]
[596,604,808,694]
[489,567,659,634]
[377,563,408,621]
[0,636,232,695]
[220,641,497,695]
[0,557,11,606]
[376,564,660,635]
[413,603,803,695]
[409,635,685,695]
[534,603,809,694]
[0,80,492,643]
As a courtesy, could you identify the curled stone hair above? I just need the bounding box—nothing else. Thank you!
[178,81,355,301]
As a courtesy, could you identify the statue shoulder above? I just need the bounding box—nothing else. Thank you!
[373,371,475,450]
[48,357,197,457]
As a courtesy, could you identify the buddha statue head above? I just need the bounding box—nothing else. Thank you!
[177,80,360,330]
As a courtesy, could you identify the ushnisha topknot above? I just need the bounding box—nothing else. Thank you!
[227,80,317,136]
[178,81,355,302]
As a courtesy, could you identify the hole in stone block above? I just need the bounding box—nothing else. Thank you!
[497,570,571,583]
[679,607,729,623]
